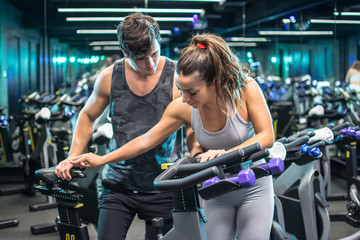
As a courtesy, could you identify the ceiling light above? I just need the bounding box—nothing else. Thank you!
[92,46,123,51]
[227,37,270,42]
[89,41,119,46]
[77,29,172,34]
[226,42,257,47]
[67,17,194,22]
[258,31,333,35]
[103,46,122,50]
[150,0,222,2]
[340,12,360,16]
[310,19,360,24]
[59,8,204,15]
[160,30,172,35]
[77,30,116,34]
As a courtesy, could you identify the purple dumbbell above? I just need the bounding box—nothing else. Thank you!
[205,168,256,188]
[356,131,360,141]
[227,168,256,188]
[260,158,284,175]
[204,176,221,187]
[346,127,357,137]
[340,128,347,134]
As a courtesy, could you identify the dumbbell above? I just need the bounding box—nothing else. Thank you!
[301,144,321,157]
[258,158,284,175]
[204,168,256,188]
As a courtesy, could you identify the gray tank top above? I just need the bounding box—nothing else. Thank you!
[105,57,183,192]
[191,105,255,150]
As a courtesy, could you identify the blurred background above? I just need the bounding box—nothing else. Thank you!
[0,0,359,116]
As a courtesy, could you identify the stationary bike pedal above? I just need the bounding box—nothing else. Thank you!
[30,223,57,235]
[347,201,359,211]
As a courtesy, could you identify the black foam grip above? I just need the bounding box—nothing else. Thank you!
[331,122,350,132]
[154,166,219,191]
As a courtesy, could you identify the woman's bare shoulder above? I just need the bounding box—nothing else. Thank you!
[165,98,192,124]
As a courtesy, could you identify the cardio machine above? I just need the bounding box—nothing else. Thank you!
[33,143,284,240]
[152,143,284,240]
[271,123,348,240]
[30,121,113,235]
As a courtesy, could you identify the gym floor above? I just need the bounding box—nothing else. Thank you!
[0,175,359,240]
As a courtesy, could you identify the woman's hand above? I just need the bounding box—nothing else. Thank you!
[198,149,227,163]
[69,153,105,168]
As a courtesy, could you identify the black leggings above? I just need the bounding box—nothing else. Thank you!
[97,188,174,240]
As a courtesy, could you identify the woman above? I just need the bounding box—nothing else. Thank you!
[64,33,274,240]
[345,60,360,92]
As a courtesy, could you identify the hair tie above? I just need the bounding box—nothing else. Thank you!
[196,43,207,49]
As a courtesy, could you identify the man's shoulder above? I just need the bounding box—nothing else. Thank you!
[101,65,115,78]
[163,56,177,66]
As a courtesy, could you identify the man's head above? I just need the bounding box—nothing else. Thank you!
[117,13,161,60]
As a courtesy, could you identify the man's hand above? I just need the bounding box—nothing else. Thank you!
[55,158,79,181]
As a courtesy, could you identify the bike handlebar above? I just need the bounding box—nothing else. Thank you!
[153,143,262,191]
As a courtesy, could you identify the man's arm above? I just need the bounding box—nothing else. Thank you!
[56,66,112,180]
[70,98,189,167]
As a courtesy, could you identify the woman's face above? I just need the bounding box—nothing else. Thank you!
[176,71,214,109]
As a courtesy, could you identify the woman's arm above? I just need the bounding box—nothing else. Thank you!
[70,98,191,167]
[185,125,204,157]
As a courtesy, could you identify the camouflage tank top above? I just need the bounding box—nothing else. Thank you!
[105,57,183,192]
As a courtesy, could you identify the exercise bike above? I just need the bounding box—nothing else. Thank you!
[271,122,349,240]
[152,143,284,240]
[33,143,284,240]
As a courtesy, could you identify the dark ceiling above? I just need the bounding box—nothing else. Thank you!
[6,0,360,54]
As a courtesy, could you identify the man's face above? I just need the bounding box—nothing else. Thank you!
[127,41,161,76]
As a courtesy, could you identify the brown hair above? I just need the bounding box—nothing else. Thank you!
[176,33,248,117]
[116,13,160,60]
[351,61,360,71]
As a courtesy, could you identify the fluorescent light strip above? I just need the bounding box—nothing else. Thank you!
[89,41,119,46]
[150,0,221,2]
[67,17,194,22]
[77,30,116,34]
[340,12,360,16]
[92,46,122,51]
[59,8,204,14]
[103,46,122,50]
[77,29,172,35]
[227,37,270,42]
[226,42,257,47]
[310,19,360,24]
[258,31,333,36]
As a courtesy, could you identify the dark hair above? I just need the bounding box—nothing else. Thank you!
[351,60,360,71]
[117,13,160,60]
[176,33,248,116]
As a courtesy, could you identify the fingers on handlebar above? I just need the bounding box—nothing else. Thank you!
[55,160,74,181]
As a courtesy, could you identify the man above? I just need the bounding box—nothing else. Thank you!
[56,13,201,240]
